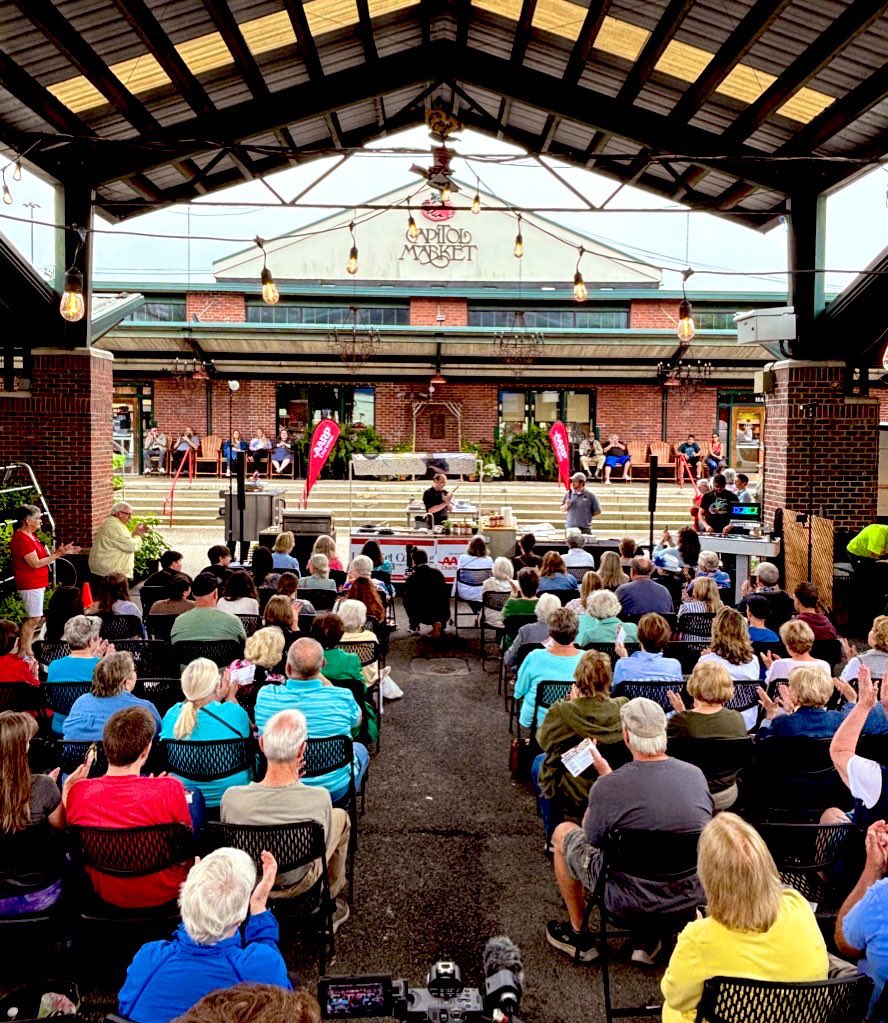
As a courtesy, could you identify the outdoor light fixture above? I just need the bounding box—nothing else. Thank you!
[472,191,481,215]
[513,213,524,259]
[255,236,280,304]
[407,208,419,241]
[346,222,359,276]
[573,246,588,303]
[440,181,452,203]
[59,226,87,323]
[12,160,21,182]
[1,175,11,205]
[677,268,695,342]
[430,371,446,385]
[228,379,240,392]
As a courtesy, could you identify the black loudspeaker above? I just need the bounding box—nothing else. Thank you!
[648,456,658,513]
[235,451,246,510]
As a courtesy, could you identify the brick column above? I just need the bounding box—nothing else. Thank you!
[0,347,114,543]
[763,360,878,533]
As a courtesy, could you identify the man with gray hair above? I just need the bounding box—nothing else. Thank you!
[254,638,369,802]
[118,846,290,1022]
[89,501,151,582]
[546,697,712,965]
[737,560,794,632]
[564,532,596,568]
[222,709,352,932]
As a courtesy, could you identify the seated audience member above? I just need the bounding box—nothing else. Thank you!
[513,533,543,572]
[335,575,382,624]
[254,638,369,801]
[697,607,759,682]
[619,537,638,570]
[616,557,674,616]
[690,479,710,533]
[659,526,701,573]
[403,548,450,637]
[272,531,300,572]
[249,430,273,472]
[251,545,275,589]
[150,574,196,617]
[341,554,388,597]
[161,658,252,808]
[504,593,562,672]
[338,598,401,700]
[678,577,722,623]
[222,431,247,476]
[64,706,193,908]
[793,581,839,641]
[565,534,596,568]
[243,626,287,687]
[0,711,66,917]
[503,567,541,624]
[216,569,261,616]
[200,545,233,588]
[722,468,738,494]
[481,557,520,629]
[171,574,247,645]
[661,813,827,1023]
[277,572,317,616]
[841,615,888,682]
[43,585,84,642]
[171,984,320,1023]
[222,709,351,928]
[118,848,290,1023]
[361,538,393,575]
[90,571,145,636]
[64,651,161,741]
[141,550,185,595]
[547,697,712,962]
[676,435,701,475]
[692,551,731,592]
[453,536,495,611]
[613,612,682,687]
[538,551,580,594]
[738,562,795,632]
[299,553,337,591]
[652,553,686,609]
[310,614,371,735]
[598,550,628,591]
[263,595,299,651]
[270,430,293,475]
[0,619,39,685]
[757,665,845,739]
[312,534,343,573]
[532,651,627,837]
[762,619,831,687]
[565,569,602,615]
[515,608,582,730]
[734,472,754,504]
[576,589,638,647]
[579,436,605,479]
[745,594,780,643]
[46,615,109,734]
[666,662,747,809]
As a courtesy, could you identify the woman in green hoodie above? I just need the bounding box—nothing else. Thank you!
[531,650,628,841]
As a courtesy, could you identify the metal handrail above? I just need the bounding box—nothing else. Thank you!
[161,449,195,527]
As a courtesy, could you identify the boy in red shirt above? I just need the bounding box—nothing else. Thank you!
[64,706,193,908]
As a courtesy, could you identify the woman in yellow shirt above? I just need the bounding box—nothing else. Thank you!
[661,813,828,1023]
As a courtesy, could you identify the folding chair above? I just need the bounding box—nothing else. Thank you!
[161,737,255,792]
[42,680,91,716]
[676,611,715,640]
[32,640,69,669]
[135,677,181,715]
[95,613,144,641]
[664,641,708,675]
[138,584,168,618]
[172,639,244,670]
[453,568,493,636]
[480,590,510,670]
[339,638,382,751]
[300,588,337,611]
[667,737,754,804]
[582,642,641,667]
[114,639,175,677]
[566,565,595,584]
[203,820,334,973]
[616,680,685,711]
[145,614,175,642]
[695,974,872,1023]
[749,737,847,821]
[499,614,537,695]
[235,613,262,637]
[505,642,544,730]
[531,680,573,732]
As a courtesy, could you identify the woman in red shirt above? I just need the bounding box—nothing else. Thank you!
[10,505,79,658]
[0,620,38,685]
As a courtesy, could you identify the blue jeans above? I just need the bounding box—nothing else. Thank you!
[329,742,370,803]
[530,753,554,838]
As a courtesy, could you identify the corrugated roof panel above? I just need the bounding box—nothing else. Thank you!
[373,15,425,56]
[507,100,551,136]
[466,10,516,58]
[577,58,630,99]
[316,31,368,75]
[552,119,594,149]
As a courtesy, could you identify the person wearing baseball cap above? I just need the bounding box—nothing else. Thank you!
[560,472,601,535]
[546,697,713,966]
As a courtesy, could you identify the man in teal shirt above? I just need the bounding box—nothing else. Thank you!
[255,637,368,802]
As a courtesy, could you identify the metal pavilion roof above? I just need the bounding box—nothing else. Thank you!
[0,0,885,229]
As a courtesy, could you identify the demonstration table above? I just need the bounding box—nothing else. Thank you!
[699,534,782,602]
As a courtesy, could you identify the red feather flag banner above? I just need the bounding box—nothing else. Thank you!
[302,418,341,507]
[548,421,572,491]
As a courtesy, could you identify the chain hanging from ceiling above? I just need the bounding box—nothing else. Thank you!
[657,357,714,405]
[494,310,545,377]
[327,305,381,374]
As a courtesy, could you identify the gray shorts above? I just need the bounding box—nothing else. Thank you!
[562,826,604,892]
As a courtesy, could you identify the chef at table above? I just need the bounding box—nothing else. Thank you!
[422,473,453,526]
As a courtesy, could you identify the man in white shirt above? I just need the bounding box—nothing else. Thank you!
[563,533,596,568]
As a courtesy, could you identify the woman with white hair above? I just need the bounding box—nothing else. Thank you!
[692,550,731,591]
[118,847,290,1023]
[340,554,387,597]
[503,593,561,672]
[160,658,253,808]
[299,553,337,591]
[577,589,639,647]
[45,615,111,735]
[481,557,520,629]
[338,598,403,700]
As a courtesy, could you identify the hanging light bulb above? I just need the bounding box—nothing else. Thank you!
[254,237,280,304]
[346,221,359,276]
[573,246,588,303]
[513,213,524,259]
[407,208,419,241]
[472,192,481,215]
[60,267,85,322]
[1,175,11,205]
[440,181,452,204]
[677,268,695,341]
[12,160,22,182]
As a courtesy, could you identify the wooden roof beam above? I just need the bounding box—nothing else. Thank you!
[355,0,379,63]
[281,0,324,82]
[564,1,613,86]
[511,0,539,66]
[617,0,695,103]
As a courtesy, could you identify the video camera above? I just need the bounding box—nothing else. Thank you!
[318,937,524,1023]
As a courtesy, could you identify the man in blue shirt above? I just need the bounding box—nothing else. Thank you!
[255,637,369,801]
[615,558,674,616]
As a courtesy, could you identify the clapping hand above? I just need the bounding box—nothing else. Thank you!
[96,639,115,657]
[757,686,781,721]
[841,637,858,662]
[61,750,95,805]
[777,683,795,713]
[666,690,685,714]
[833,678,858,705]
[134,523,151,536]
[858,664,878,711]
[740,578,753,598]
[614,640,627,659]
[249,850,278,915]
[760,650,781,670]
[864,820,888,879]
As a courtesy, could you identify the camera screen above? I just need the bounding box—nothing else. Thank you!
[319,975,392,1018]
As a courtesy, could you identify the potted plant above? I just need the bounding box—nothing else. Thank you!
[490,425,555,480]
[130,515,169,580]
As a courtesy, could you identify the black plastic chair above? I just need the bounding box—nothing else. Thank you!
[114,639,176,677]
[677,611,716,639]
[504,643,544,727]
[480,590,511,670]
[0,682,44,715]
[329,569,347,587]
[298,612,317,634]
[135,677,181,715]
[203,820,334,973]
[145,614,175,642]
[161,737,255,783]
[95,613,144,640]
[137,584,167,618]
[0,826,66,950]
[749,737,848,821]
[236,614,262,637]
[172,639,244,669]
[811,639,844,674]
[302,734,365,902]
[453,568,493,635]
[566,565,595,583]
[665,641,709,674]
[754,821,858,907]
[257,586,276,612]
[615,679,684,711]
[582,828,702,1023]
[583,641,641,666]
[723,682,761,714]
[499,614,537,694]
[667,737,754,800]
[32,640,69,669]
[371,570,396,625]
[59,740,109,777]
[301,588,336,611]
[42,680,91,716]
[530,680,573,732]
[339,639,382,751]
[695,974,873,1023]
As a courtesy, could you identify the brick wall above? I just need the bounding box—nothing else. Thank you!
[630,300,680,331]
[186,292,245,322]
[409,298,468,327]
[764,361,878,533]
[665,386,719,442]
[596,385,663,440]
[153,378,277,443]
[0,348,113,542]
[375,381,498,449]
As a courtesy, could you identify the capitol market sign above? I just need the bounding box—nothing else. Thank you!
[399,199,477,269]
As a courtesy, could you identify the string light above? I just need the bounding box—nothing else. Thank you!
[513,213,524,259]
[254,236,280,304]
[573,246,588,303]
[346,221,359,275]
[677,268,696,342]
[12,160,21,182]
[440,181,452,203]
[407,207,419,241]
[60,226,87,323]
[1,171,11,206]
[472,175,481,215]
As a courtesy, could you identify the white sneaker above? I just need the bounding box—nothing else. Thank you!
[630,941,663,966]
[332,897,350,933]
[382,676,403,700]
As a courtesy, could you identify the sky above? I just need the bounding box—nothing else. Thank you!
[1,123,886,296]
